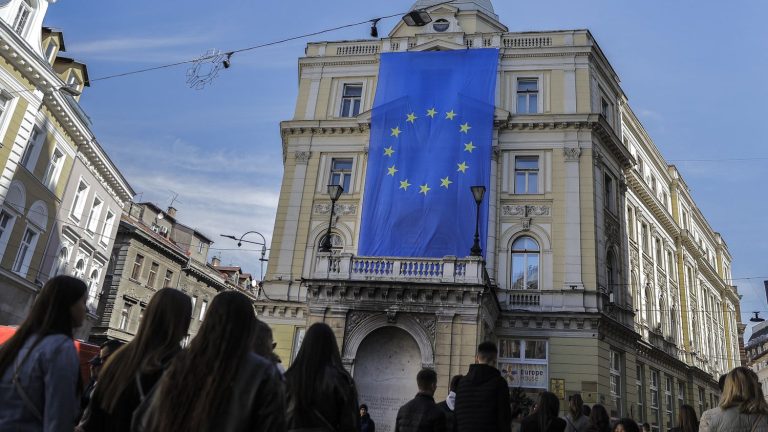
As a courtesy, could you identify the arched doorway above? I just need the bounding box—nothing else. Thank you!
[354,326,422,432]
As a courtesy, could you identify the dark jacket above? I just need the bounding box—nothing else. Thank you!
[286,365,359,432]
[436,400,456,432]
[81,368,165,432]
[361,414,376,432]
[395,393,446,432]
[520,415,566,432]
[454,364,512,432]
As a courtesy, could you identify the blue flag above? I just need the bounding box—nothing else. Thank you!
[359,49,498,258]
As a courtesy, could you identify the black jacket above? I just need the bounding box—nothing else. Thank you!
[286,365,359,432]
[361,414,376,432]
[520,415,566,432]
[454,364,511,432]
[436,400,456,432]
[395,393,446,432]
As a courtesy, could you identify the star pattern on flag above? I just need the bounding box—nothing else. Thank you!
[387,165,398,176]
[384,146,395,157]
[426,108,437,118]
[464,142,476,152]
[406,112,417,123]
[419,183,431,195]
[457,161,468,173]
[440,177,453,188]
[399,179,411,190]
[445,110,457,120]
[459,122,471,133]
[391,126,401,137]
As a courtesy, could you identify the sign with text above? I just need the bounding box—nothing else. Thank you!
[499,361,548,389]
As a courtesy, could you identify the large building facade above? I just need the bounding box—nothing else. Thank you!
[0,0,133,330]
[259,1,742,430]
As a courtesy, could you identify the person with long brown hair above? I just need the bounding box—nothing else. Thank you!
[520,392,566,432]
[0,275,88,431]
[143,291,285,431]
[585,404,610,432]
[564,394,590,432]
[701,366,768,432]
[285,322,359,432]
[79,287,191,432]
[670,404,698,432]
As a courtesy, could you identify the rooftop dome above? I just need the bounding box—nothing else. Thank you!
[410,0,498,20]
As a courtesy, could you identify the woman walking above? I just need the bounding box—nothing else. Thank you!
[80,288,192,432]
[669,404,698,432]
[701,367,768,432]
[0,275,87,431]
[144,291,285,432]
[520,392,566,432]
[285,322,359,432]
[564,394,590,432]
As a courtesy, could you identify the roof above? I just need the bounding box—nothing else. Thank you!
[214,266,241,272]
[41,27,66,51]
[120,214,187,258]
[54,56,90,86]
[411,0,497,19]
[173,220,213,243]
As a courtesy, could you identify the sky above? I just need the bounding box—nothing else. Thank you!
[44,1,768,330]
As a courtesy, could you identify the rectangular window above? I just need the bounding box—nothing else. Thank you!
[677,381,685,408]
[636,364,645,422]
[627,207,635,240]
[119,303,131,330]
[514,156,539,194]
[147,262,159,288]
[610,350,623,417]
[0,94,9,120]
[641,223,649,254]
[340,84,362,117]
[131,254,144,280]
[85,197,103,234]
[70,180,89,221]
[667,252,674,275]
[604,173,614,211]
[637,158,645,179]
[497,339,548,389]
[200,300,208,320]
[42,148,64,190]
[19,127,41,170]
[601,97,611,120]
[44,42,57,62]
[100,211,115,246]
[163,270,173,288]
[697,387,705,418]
[191,296,198,317]
[650,370,660,432]
[330,158,353,193]
[516,78,538,114]
[665,376,674,432]
[0,210,14,256]
[13,1,31,34]
[655,238,663,267]
[197,241,204,254]
[12,227,37,275]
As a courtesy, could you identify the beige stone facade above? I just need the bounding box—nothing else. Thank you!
[259,1,742,430]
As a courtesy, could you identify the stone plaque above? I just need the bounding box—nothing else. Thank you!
[354,326,422,432]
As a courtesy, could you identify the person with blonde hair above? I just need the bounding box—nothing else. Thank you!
[701,366,768,432]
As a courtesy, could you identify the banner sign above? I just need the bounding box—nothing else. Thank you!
[499,361,548,389]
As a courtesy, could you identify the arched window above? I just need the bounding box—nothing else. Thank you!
[669,307,677,343]
[54,246,69,276]
[87,269,100,310]
[644,284,654,326]
[511,236,539,290]
[606,251,618,301]
[318,233,343,255]
[631,273,640,317]
[73,258,85,279]
[12,0,32,35]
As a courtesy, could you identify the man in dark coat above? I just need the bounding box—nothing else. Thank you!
[395,368,446,432]
[436,375,462,432]
[454,341,512,432]
[360,404,375,432]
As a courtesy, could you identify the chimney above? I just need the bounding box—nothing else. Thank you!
[166,206,177,218]
[211,255,221,267]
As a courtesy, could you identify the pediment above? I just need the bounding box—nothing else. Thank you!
[409,39,467,52]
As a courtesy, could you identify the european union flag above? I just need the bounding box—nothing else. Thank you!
[359,49,498,258]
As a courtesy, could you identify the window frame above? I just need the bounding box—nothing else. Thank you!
[604,172,615,212]
[99,210,115,247]
[163,269,173,288]
[510,236,540,290]
[12,0,32,35]
[118,303,131,331]
[42,146,65,191]
[497,338,549,389]
[636,364,645,422]
[665,376,674,432]
[44,41,57,63]
[649,369,661,432]
[87,268,100,311]
[329,157,354,194]
[130,253,144,281]
[69,178,90,222]
[609,350,623,417]
[339,83,363,118]
[515,77,540,114]
[147,261,159,288]
[85,195,104,234]
[0,209,16,262]
[19,127,42,171]
[513,155,540,194]
[12,225,38,276]
[199,300,208,320]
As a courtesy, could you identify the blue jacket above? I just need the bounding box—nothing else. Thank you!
[0,333,80,432]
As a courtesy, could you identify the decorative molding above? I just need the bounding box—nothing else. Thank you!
[413,314,437,343]
[345,310,374,338]
[313,202,357,216]
[605,214,620,245]
[282,125,370,136]
[563,147,581,161]
[502,204,550,217]
[295,151,312,164]
[492,146,501,161]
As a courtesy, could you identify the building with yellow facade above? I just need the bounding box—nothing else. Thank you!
[257,1,742,430]
[0,0,134,338]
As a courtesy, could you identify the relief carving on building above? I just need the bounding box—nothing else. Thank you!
[314,202,357,215]
[345,310,374,338]
[413,315,437,344]
[563,147,581,161]
[502,205,551,217]
[295,151,312,164]
[630,249,639,269]
[605,216,620,244]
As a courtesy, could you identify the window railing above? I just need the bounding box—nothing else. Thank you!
[313,253,484,284]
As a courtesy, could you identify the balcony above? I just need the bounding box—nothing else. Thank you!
[312,253,486,285]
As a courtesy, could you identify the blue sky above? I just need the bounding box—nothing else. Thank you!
[44,1,768,329]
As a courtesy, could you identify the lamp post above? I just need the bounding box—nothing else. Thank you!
[320,184,344,252]
[470,185,485,257]
[219,230,268,280]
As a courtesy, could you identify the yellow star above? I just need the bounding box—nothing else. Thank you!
[399,179,411,190]
[457,162,468,173]
[419,184,431,195]
[445,110,457,120]
[387,165,398,176]
[406,112,417,123]
[384,146,395,157]
[391,126,401,138]
[464,141,476,152]
[426,108,437,118]
[459,122,471,133]
[440,177,453,188]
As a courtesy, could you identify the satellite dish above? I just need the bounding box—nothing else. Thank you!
[157,213,164,220]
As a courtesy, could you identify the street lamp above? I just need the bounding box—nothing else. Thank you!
[402,9,433,27]
[219,231,269,280]
[470,185,485,257]
[320,184,344,252]
[750,312,765,323]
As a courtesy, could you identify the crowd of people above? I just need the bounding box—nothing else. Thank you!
[1,275,768,432]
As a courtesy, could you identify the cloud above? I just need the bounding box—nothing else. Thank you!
[68,35,212,63]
